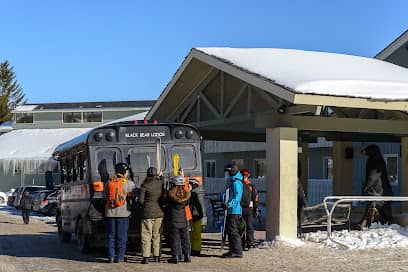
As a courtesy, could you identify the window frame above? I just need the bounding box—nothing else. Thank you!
[384,153,398,186]
[204,159,216,178]
[83,111,103,123]
[62,112,82,123]
[253,158,266,178]
[322,156,333,180]
[14,112,34,124]
[171,145,197,170]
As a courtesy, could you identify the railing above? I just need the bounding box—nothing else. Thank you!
[323,196,408,248]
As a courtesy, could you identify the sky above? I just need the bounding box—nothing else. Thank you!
[1,0,407,104]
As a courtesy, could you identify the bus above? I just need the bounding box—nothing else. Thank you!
[53,120,204,252]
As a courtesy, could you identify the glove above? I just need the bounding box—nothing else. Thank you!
[253,209,259,218]
[221,203,227,210]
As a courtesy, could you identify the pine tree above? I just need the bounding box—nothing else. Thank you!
[0,60,26,123]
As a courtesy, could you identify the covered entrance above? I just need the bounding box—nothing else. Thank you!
[147,47,408,240]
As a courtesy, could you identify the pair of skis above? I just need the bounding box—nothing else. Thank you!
[220,188,229,252]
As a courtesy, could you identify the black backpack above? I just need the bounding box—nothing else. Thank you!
[241,181,257,209]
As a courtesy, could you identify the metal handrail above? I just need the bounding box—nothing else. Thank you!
[323,196,408,248]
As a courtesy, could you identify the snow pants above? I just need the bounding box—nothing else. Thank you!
[169,226,191,257]
[226,214,242,255]
[190,219,202,253]
[22,209,30,224]
[242,210,254,248]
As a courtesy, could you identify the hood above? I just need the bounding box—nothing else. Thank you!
[230,171,243,182]
[168,186,191,203]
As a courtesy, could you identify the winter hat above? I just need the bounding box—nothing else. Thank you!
[171,175,185,186]
[115,163,129,175]
[241,169,250,176]
[147,166,158,177]
[224,163,239,176]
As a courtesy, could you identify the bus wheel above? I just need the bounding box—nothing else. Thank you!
[57,213,71,242]
[76,218,90,253]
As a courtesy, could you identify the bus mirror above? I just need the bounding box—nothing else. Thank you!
[93,181,104,192]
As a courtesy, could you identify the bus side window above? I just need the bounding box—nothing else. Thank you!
[72,155,78,182]
[66,157,73,182]
[60,160,66,184]
[79,151,88,181]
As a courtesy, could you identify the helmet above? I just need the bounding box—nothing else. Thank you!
[171,175,185,186]
[115,163,129,175]
[241,169,250,176]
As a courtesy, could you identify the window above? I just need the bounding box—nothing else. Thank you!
[96,148,121,182]
[254,159,266,178]
[384,154,398,186]
[204,160,216,177]
[323,156,333,179]
[232,159,244,170]
[78,151,88,180]
[83,112,102,123]
[63,112,81,123]
[172,145,196,170]
[15,113,34,123]
[128,147,165,173]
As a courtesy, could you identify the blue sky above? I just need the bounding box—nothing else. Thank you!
[1,0,407,103]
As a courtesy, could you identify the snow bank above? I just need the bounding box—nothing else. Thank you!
[304,223,408,249]
[197,48,408,100]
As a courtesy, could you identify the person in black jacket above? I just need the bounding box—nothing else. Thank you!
[20,191,32,224]
[167,175,191,264]
[189,179,204,256]
[361,144,393,225]
[138,167,165,264]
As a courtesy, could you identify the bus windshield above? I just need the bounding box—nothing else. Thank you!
[172,145,196,170]
[127,146,165,173]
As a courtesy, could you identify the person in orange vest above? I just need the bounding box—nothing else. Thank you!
[240,169,258,250]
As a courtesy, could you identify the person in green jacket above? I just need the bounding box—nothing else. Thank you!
[138,167,165,264]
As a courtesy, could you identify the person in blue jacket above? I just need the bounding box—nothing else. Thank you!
[222,163,243,258]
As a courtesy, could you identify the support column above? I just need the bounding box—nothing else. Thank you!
[300,143,309,199]
[266,127,298,240]
[401,137,408,211]
[332,141,353,195]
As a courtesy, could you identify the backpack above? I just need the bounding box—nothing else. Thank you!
[241,181,257,209]
[106,177,126,208]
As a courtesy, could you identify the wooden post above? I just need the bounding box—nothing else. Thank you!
[265,127,298,240]
[332,141,353,195]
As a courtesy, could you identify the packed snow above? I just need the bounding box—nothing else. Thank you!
[196,48,408,100]
[0,128,91,174]
[0,205,55,223]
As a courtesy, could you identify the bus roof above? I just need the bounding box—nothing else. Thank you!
[52,121,199,159]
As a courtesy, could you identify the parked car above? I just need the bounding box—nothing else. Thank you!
[7,188,19,206]
[32,190,56,212]
[0,192,6,205]
[13,186,45,208]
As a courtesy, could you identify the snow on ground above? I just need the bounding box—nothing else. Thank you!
[0,205,55,223]
[256,224,408,250]
[303,223,408,249]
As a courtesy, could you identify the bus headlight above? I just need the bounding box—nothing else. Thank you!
[186,130,194,139]
[175,129,184,139]
[94,132,104,142]
[106,131,116,141]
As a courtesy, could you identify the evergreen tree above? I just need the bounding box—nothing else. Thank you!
[0,60,26,123]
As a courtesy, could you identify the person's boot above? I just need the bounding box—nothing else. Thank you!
[108,257,114,263]
[184,254,191,263]
[167,255,178,264]
[154,256,160,263]
[191,250,200,256]
[142,257,149,264]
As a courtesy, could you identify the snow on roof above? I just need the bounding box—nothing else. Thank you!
[12,105,38,112]
[196,48,408,101]
[0,128,91,174]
